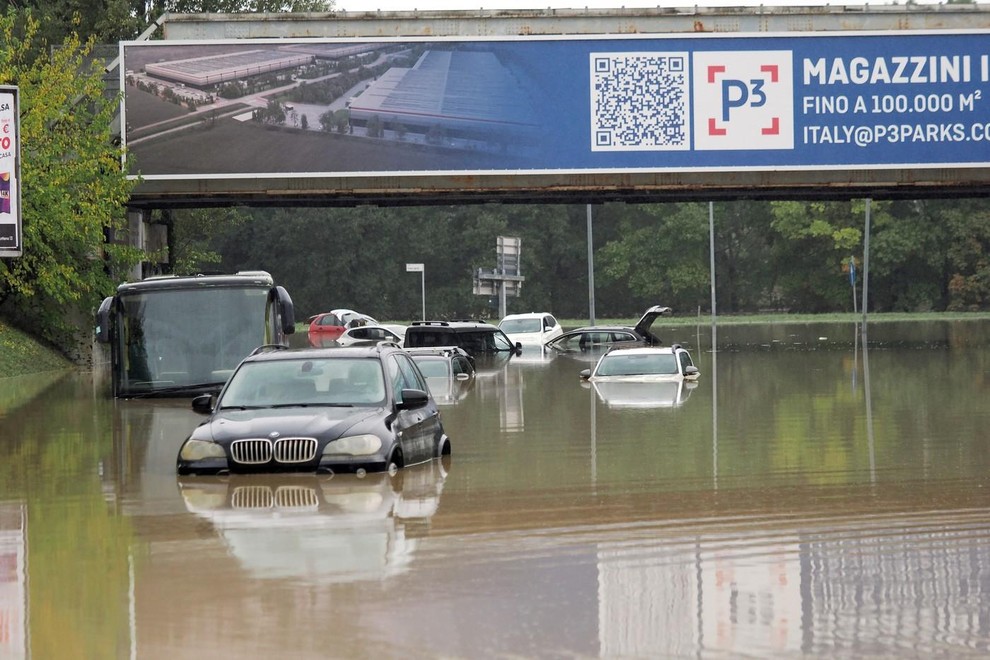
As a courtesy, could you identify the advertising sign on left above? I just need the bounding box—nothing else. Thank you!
[0,86,20,258]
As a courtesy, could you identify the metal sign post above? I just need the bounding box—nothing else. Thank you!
[406,263,425,320]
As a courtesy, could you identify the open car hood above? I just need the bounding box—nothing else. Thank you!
[633,305,673,343]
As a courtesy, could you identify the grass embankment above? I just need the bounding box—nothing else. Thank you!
[0,319,73,378]
[567,311,990,327]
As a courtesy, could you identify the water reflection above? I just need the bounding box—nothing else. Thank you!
[4,320,990,656]
[595,491,990,656]
[0,502,26,659]
[423,374,474,405]
[586,378,697,409]
[178,459,448,584]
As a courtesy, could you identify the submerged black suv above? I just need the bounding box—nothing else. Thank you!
[176,343,450,475]
[403,320,521,356]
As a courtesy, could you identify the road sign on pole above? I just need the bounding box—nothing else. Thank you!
[406,263,425,320]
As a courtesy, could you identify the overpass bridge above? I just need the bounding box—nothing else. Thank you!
[119,5,990,209]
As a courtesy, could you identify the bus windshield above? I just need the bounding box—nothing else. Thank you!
[114,286,273,397]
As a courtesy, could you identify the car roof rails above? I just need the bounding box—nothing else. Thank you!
[249,344,290,356]
[410,321,450,327]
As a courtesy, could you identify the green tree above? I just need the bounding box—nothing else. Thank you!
[768,200,867,312]
[167,207,249,274]
[597,202,711,313]
[0,1,142,47]
[866,199,947,312]
[133,1,335,28]
[0,11,140,350]
[935,198,990,310]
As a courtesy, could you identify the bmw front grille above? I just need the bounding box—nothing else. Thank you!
[274,437,318,463]
[231,439,272,464]
[230,438,317,465]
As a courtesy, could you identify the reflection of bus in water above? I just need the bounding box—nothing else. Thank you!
[96,271,295,398]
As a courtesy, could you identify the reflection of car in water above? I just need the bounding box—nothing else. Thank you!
[472,351,515,379]
[587,378,697,409]
[178,459,449,583]
[509,344,558,366]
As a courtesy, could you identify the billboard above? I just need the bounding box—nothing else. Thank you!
[120,31,990,201]
[0,87,20,258]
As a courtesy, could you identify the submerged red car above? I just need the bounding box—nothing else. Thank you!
[307,309,377,345]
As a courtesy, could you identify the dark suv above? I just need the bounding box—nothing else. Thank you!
[176,343,450,475]
[403,320,521,356]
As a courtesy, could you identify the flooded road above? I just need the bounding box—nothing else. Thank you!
[2,320,989,658]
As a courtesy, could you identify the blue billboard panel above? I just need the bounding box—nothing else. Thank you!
[120,31,990,180]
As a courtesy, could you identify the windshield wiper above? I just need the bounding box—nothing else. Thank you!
[269,402,354,408]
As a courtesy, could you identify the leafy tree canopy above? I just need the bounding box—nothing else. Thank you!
[0,10,141,349]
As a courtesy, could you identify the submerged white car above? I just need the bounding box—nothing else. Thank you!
[498,312,563,346]
[335,324,404,346]
[579,345,700,382]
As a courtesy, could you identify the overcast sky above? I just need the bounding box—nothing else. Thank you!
[333,1,939,14]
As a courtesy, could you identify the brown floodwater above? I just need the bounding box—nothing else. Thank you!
[1,320,989,658]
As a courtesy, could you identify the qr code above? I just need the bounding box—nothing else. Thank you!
[591,52,690,151]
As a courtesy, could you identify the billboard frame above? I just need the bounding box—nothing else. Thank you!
[0,86,21,257]
[121,9,990,207]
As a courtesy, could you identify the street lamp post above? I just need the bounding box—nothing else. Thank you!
[406,263,425,320]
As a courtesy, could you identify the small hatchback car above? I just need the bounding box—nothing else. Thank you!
[176,343,450,475]
[307,309,378,345]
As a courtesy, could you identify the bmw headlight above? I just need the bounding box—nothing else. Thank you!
[322,434,382,457]
[179,439,227,461]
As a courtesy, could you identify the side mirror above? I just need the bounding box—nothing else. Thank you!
[515,342,523,354]
[275,286,296,335]
[684,366,700,377]
[191,393,215,414]
[455,373,470,381]
[398,388,429,410]
[95,296,113,344]
[579,368,592,380]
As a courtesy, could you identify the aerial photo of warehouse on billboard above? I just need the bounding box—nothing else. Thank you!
[143,48,314,87]
[346,49,540,143]
[141,43,383,88]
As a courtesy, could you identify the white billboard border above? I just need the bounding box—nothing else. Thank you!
[0,85,21,258]
[118,28,990,182]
